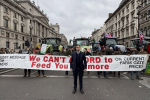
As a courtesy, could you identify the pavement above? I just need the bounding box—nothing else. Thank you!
[0,69,150,100]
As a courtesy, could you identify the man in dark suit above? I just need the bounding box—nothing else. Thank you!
[70,45,87,94]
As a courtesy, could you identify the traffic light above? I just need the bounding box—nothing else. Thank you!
[25,40,30,46]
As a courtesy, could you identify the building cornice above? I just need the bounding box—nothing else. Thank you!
[16,0,49,21]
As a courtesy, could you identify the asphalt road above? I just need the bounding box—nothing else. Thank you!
[0,69,150,100]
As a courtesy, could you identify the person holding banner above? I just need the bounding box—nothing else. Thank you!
[138,48,148,74]
[65,47,73,77]
[70,45,87,94]
[34,47,46,77]
[83,48,91,78]
[19,48,31,77]
[112,48,122,78]
[96,48,108,79]
[128,48,143,80]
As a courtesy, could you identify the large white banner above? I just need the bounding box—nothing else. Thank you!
[0,54,148,71]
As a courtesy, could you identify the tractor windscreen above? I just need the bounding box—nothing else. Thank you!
[106,38,117,45]
[76,40,89,46]
[46,39,56,45]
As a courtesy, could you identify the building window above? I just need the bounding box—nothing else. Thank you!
[6,42,9,48]
[126,17,129,24]
[4,19,8,28]
[21,26,24,32]
[148,9,150,16]
[15,43,18,49]
[21,16,24,21]
[131,13,134,20]
[6,32,9,38]
[126,6,129,13]
[22,36,24,40]
[30,20,32,24]
[122,31,124,38]
[148,28,150,37]
[122,20,124,27]
[14,12,17,18]
[132,2,135,9]
[15,34,18,39]
[11,33,14,37]
[131,27,134,35]
[126,29,129,37]
[22,43,25,49]
[14,23,17,31]
[4,7,8,13]
[122,9,124,16]
[38,23,40,36]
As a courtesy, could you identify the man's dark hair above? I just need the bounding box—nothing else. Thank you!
[76,44,80,47]
[84,48,87,51]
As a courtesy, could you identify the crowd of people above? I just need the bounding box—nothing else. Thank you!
[0,48,14,54]
[0,46,149,80]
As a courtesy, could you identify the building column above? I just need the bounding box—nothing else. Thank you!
[0,5,3,27]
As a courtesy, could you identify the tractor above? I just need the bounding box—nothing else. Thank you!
[40,37,62,55]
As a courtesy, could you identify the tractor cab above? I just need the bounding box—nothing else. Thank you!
[99,33,126,53]
[92,42,101,55]
[129,37,150,51]
[73,38,90,46]
[72,37,92,53]
[41,38,62,55]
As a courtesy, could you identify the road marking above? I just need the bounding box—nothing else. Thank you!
[0,75,128,79]
[0,69,18,75]
[123,72,128,75]
[31,71,37,75]
[121,74,130,80]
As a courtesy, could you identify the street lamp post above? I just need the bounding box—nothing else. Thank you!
[137,11,140,38]
[30,28,32,48]
[134,2,142,38]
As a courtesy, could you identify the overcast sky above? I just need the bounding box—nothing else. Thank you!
[33,0,122,41]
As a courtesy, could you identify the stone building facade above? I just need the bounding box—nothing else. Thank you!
[59,34,68,46]
[105,0,140,47]
[0,0,58,50]
[139,0,150,37]
[91,24,106,42]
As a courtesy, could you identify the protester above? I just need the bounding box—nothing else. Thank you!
[65,46,73,77]
[60,47,66,56]
[35,47,46,77]
[70,45,87,94]
[128,48,143,80]
[9,49,14,54]
[83,48,91,78]
[138,48,148,74]
[19,48,31,77]
[0,48,6,54]
[112,48,121,78]
[96,47,108,79]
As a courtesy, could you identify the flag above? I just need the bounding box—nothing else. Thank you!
[105,33,108,37]
[138,30,144,44]
[105,33,113,37]
[108,33,111,37]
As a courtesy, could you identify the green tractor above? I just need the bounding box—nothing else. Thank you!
[72,37,92,54]
[40,38,62,55]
